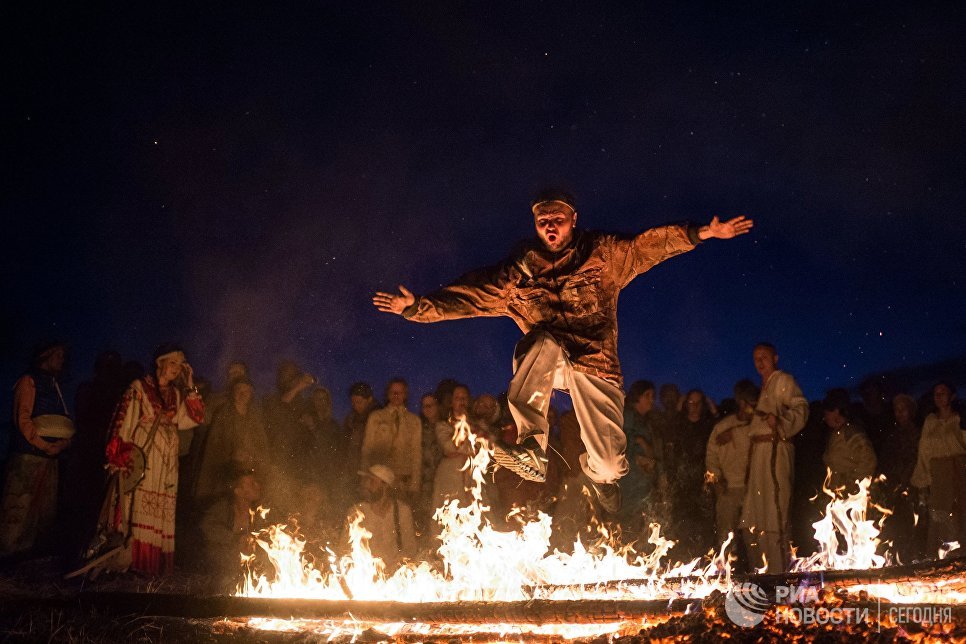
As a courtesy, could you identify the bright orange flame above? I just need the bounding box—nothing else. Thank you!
[238,425,963,639]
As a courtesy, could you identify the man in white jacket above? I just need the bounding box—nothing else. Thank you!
[706,380,757,549]
[361,378,423,501]
[740,343,809,573]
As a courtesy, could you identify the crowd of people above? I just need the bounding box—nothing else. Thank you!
[1,339,963,588]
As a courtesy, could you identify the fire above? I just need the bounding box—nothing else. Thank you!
[237,422,962,639]
[791,471,891,572]
[241,417,731,604]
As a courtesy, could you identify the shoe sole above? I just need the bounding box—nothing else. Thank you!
[491,445,547,482]
[587,482,621,514]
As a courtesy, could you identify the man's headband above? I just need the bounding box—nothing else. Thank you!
[531,199,576,216]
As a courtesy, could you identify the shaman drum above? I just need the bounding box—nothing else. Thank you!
[120,445,147,494]
[33,414,76,440]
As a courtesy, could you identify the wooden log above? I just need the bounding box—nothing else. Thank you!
[2,593,704,624]
[528,555,966,597]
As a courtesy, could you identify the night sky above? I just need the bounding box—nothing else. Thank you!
[3,3,964,424]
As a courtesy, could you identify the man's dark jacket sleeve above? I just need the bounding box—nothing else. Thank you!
[402,261,514,323]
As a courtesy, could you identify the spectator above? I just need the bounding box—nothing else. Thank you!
[880,393,921,562]
[121,360,145,387]
[671,388,717,557]
[911,382,965,555]
[297,483,338,543]
[72,350,124,453]
[549,410,596,552]
[0,341,73,556]
[361,378,422,502]
[58,351,127,559]
[63,350,124,560]
[204,361,249,424]
[342,382,376,481]
[706,380,756,549]
[651,384,684,476]
[263,360,316,506]
[821,388,877,493]
[306,386,341,490]
[741,342,809,573]
[471,393,503,440]
[194,377,272,508]
[857,377,892,452]
[344,465,416,568]
[883,394,921,487]
[199,465,262,591]
[99,344,205,575]
[432,384,475,510]
[619,380,661,533]
[417,393,444,530]
[678,388,718,469]
[433,378,461,421]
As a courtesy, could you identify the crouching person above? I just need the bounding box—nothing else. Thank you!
[200,466,262,591]
[343,465,417,570]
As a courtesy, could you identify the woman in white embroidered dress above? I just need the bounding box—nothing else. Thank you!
[103,345,204,575]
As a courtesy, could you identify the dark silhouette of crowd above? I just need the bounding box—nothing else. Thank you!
[1,340,963,586]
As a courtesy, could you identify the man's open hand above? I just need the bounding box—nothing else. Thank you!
[373,285,416,315]
[702,215,754,240]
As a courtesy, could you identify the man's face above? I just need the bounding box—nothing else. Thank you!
[685,391,703,417]
[753,347,778,378]
[823,408,845,430]
[473,394,499,424]
[934,384,953,410]
[659,385,679,411]
[451,387,470,416]
[533,206,577,252]
[633,389,655,416]
[360,475,386,502]
[277,363,300,391]
[227,362,247,382]
[233,382,254,408]
[387,382,407,408]
[46,348,66,374]
[736,399,756,421]
[421,395,439,421]
[893,400,913,426]
[235,475,261,503]
[313,389,332,418]
[351,394,371,414]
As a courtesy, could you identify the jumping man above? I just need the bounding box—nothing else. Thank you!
[373,190,753,513]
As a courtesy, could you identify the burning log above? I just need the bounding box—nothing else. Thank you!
[750,555,966,590]
[529,555,966,598]
[6,593,704,624]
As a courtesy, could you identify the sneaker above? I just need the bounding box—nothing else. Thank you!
[588,480,622,514]
[491,436,548,482]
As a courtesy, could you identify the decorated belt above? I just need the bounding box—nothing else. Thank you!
[749,432,785,443]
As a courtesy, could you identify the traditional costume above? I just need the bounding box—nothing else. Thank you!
[740,370,808,573]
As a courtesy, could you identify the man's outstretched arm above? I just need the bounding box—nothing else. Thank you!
[612,215,755,287]
[372,262,514,323]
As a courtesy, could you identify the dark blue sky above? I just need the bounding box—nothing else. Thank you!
[3,3,964,419]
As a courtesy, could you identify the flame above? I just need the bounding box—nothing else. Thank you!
[238,425,962,638]
[241,416,731,604]
[791,471,891,572]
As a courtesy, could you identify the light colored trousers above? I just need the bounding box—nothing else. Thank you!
[715,485,745,547]
[507,331,628,484]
